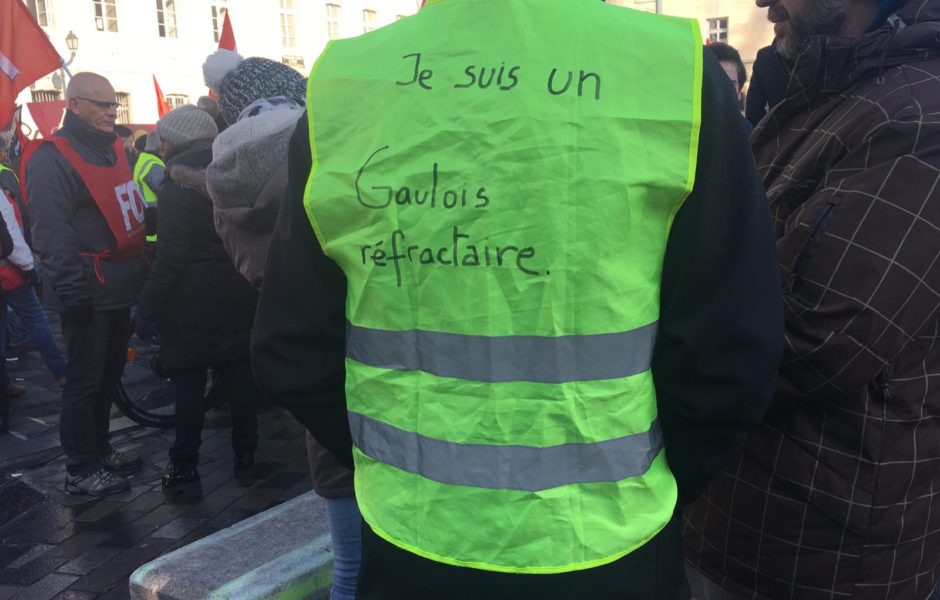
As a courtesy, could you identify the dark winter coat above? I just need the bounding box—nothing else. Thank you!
[137,142,257,371]
[684,2,940,599]
[26,111,148,312]
[745,44,790,127]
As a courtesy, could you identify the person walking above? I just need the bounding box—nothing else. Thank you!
[684,1,940,599]
[252,1,783,598]
[137,105,259,495]
[26,72,148,497]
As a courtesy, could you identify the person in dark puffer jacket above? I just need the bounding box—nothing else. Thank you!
[685,1,940,598]
[137,105,259,494]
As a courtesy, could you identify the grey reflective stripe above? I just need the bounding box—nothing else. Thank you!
[349,411,663,492]
[346,322,657,384]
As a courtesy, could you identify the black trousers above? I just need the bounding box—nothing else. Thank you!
[60,308,131,474]
[357,514,691,600]
[169,356,258,470]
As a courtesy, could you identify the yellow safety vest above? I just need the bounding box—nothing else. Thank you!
[305,0,702,573]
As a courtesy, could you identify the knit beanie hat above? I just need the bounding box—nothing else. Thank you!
[156,105,218,146]
[203,50,307,126]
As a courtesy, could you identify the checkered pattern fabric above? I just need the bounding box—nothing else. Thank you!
[683,3,940,599]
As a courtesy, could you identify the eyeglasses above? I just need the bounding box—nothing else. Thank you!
[74,97,120,110]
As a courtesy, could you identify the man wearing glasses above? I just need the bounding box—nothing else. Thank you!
[26,72,148,497]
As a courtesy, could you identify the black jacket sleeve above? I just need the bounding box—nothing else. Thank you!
[252,114,353,468]
[137,182,196,322]
[652,52,783,506]
[252,52,784,479]
[0,206,14,261]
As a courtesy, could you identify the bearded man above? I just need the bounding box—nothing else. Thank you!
[683,0,940,598]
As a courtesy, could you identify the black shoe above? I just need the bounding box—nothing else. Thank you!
[234,453,255,487]
[65,468,130,497]
[102,449,143,475]
[162,465,202,498]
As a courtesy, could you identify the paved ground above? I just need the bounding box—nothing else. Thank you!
[0,324,312,600]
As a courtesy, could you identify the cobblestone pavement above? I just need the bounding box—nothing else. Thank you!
[0,324,312,600]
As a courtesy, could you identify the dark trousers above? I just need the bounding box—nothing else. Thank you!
[357,514,691,600]
[169,356,258,469]
[60,308,131,474]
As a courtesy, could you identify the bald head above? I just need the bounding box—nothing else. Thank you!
[66,72,113,101]
[66,73,118,135]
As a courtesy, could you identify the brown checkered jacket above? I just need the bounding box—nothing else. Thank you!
[684,2,940,599]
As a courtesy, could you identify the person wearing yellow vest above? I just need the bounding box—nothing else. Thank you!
[253,1,784,597]
[132,132,164,244]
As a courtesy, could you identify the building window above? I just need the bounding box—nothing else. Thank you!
[166,94,188,109]
[156,0,177,38]
[362,9,376,33]
[282,55,305,70]
[279,0,296,48]
[116,92,130,124]
[707,17,729,43]
[211,0,227,42]
[26,0,50,27]
[31,89,61,103]
[93,0,118,32]
[326,3,341,40]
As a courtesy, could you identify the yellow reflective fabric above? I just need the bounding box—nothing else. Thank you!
[133,152,163,206]
[133,152,163,243]
[0,164,18,183]
[304,0,702,573]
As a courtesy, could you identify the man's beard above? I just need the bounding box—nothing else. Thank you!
[773,0,847,61]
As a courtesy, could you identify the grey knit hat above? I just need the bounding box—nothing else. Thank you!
[156,105,218,146]
[203,50,306,126]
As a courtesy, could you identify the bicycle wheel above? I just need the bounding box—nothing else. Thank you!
[115,345,176,429]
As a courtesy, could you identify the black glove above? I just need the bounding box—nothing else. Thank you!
[135,316,159,341]
[64,304,95,327]
[22,269,39,287]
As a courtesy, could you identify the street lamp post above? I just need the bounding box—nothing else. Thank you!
[52,30,79,91]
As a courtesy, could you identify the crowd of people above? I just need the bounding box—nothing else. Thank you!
[1,0,940,598]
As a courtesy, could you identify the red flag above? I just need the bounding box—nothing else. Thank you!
[218,11,237,52]
[0,0,63,128]
[153,75,170,117]
[26,100,65,138]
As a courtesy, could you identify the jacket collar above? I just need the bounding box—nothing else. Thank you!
[62,110,117,152]
[773,0,940,114]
